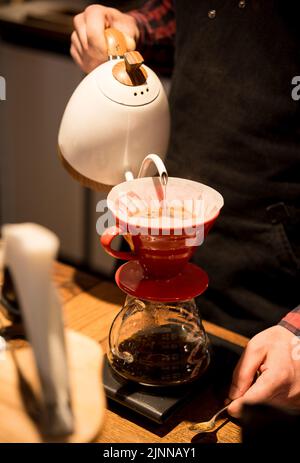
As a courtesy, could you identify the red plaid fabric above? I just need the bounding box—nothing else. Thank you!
[128,0,175,45]
[279,306,300,337]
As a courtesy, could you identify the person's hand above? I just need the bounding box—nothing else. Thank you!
[71,4,139,73]
[228,325,300,418]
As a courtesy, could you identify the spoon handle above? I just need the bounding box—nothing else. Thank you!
[189,402,231,432]
[212,403,230,422]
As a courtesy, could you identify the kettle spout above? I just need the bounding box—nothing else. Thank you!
[137,154,168,186]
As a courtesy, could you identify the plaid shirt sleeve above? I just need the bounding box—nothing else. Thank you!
[128,0,175,46]
[279,306,300,336]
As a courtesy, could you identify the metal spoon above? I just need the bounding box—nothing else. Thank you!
[189,403,231,433]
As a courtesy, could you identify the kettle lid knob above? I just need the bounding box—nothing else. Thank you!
[112,51,148,86]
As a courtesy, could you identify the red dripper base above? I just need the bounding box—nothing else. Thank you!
[115,260,209,302]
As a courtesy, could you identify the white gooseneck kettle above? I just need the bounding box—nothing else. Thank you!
[58,28,170,191]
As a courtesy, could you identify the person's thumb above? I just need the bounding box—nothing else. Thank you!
[228,370,277,418]
[229,342,265,402]
[123,32,136,51]
[109,13,137,51]
[110,25,136,51]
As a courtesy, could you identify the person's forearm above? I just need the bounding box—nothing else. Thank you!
[128,0,175,46]
[279,305,300,336]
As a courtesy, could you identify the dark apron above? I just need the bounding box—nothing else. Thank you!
[167,0,300,337]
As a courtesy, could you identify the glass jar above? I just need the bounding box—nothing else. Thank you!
[108,296,210,387]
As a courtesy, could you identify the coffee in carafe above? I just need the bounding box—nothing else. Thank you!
[109,298,210,386]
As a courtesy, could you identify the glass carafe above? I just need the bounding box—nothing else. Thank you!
[108,296,210,387]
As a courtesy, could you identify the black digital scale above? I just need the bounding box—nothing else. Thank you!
[103,333,243,424]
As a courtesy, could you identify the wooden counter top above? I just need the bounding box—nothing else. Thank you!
[0,261,249,443]
[55,262,248,443]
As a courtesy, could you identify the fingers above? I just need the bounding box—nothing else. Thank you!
[123,32,136,51]
[71,5,139,73]
[70,44,83,70]
[229,340,266,401]
[84,5,107,59]
[73,13,88,51]
[71,31,83,56]
[228,369,279,418]
[226,326,300,419]
[72,5,107,73]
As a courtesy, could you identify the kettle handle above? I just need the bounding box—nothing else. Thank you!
[104,28,130,58]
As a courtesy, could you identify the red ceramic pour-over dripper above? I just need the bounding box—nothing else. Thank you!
[100,176,224,301]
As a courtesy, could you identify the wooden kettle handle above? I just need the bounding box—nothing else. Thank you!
[104,28,128,57]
